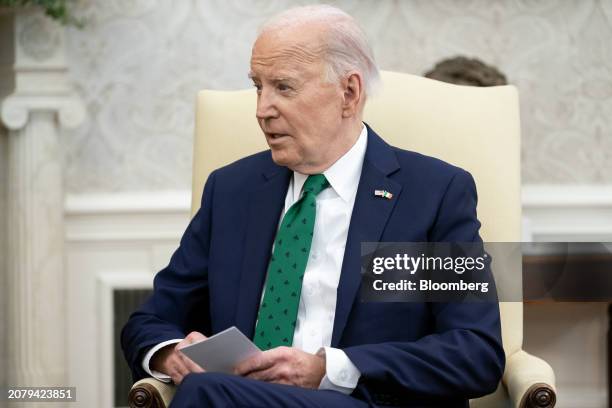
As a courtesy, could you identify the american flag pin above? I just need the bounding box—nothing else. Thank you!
[374,190,393,199]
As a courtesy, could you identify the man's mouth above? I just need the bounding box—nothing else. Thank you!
[267,133,288,140]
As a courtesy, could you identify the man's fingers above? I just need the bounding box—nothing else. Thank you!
[170,355,190,376]
[245,366,276,382]
[165,332,207,384]
[245,365,293,384]
[169,352,206,384]
[178,350,205,373]
[234,350,278,376]
[185,331,207,343]
[168,357,195,385]
[152,332,209,385]
[171,372,185,385]
[168,362,186,385]
[176,331,207,350]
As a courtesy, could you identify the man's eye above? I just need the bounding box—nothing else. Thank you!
[277,83,292,92]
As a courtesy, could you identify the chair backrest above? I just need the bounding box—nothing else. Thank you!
[192,70,523,358]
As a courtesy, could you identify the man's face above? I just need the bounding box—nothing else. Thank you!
[249,27,345,173]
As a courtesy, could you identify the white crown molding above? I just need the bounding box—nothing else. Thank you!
[65,190,191,214]
[64,191,191,242]
[67,186,612,214]
[522,184,612,208]
[64,186,612,243]
[522,184,612,241]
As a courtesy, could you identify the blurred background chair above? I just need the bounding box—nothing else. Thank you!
[128,70,556,408]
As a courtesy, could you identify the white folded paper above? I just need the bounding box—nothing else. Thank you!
[178,326,261,374]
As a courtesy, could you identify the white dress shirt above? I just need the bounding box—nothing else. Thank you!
[143,124,367,394]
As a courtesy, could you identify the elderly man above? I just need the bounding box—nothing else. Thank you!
[122,5,504,407]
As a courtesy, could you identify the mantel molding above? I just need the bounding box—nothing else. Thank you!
[522,184,612,241]
[522,184,612,208]
[64,185,612,243]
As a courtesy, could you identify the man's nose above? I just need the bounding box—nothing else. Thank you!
[256,89,278,120]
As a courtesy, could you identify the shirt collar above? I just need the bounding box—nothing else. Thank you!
[293,124,368,203]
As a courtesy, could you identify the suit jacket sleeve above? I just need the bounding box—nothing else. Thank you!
[344,170,505,401]
[120,171,217,381]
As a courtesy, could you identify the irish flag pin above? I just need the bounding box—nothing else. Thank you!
[374,190,393,199]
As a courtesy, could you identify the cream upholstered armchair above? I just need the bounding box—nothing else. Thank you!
[128,71,556,408]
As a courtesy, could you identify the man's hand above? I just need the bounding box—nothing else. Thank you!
[234,346,326,389]
[150,331,206,384]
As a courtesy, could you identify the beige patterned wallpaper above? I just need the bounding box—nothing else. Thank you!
[63,0,612,192]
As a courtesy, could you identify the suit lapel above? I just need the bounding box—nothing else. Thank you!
[235,162,291,338]
[331,126,402,346]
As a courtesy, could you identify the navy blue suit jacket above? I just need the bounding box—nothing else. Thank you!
[121,125,505,406]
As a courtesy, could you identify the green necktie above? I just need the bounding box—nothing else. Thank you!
[253,174,329,350]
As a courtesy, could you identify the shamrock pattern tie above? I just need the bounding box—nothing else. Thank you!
[253,174,329,350]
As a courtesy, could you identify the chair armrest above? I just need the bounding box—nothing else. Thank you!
[128,377,176,408]
[504,350,556,408]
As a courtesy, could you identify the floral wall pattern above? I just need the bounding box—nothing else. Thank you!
[63,0,612,192]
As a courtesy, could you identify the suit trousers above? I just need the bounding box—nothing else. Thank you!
[169,372,368,407]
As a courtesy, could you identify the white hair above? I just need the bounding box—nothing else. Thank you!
[259,5,381,98]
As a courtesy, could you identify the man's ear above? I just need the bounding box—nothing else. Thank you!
[341,72,363,118]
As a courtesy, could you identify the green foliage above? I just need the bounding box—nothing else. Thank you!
[0,0,82,27]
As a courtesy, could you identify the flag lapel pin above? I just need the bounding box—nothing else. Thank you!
[374,190,393,200]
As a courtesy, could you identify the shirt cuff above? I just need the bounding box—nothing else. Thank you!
[142,339,183,382]
[317,347,361,394]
